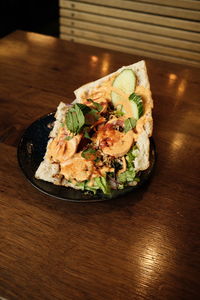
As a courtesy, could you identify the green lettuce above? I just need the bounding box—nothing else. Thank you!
[94,177,111,195]
[77,176,111,195]
[117,145,139,184]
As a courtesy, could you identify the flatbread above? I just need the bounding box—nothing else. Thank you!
[35,60,153,190]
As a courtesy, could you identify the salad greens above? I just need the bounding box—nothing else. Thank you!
[76,176,111,195]
[117,146,139,186]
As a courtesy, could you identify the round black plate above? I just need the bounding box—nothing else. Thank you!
[17,113,156,202]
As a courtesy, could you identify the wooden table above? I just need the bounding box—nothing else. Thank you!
[0,30,200,300]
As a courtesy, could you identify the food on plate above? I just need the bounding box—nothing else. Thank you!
[35,60,153,195]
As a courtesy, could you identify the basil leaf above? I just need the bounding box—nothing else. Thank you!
[87,98,103,112]
[76,103,91,115]
[86,109,99,122]
[129,117,136,128]
[74,104,85,132]
[81,148,97,159]
[66,111,74,133]
[65,104,86,134]
[124,117,136,133]
[72,110,79,133]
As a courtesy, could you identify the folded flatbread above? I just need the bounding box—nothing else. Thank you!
[35,60,153,194]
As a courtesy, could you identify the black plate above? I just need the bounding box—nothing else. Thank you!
[17,113,156,202]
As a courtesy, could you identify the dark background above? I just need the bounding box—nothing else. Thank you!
[0,0,59,38]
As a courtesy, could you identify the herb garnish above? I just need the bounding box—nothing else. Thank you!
[87,98,103,112]
[81,148,97,160]
[76,103,91,115]
[124,117,136,133]
[85,108,99,123]
[65,104,89,134]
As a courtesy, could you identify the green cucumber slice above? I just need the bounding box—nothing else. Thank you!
[111,69,136,106]
[129,93,143,120]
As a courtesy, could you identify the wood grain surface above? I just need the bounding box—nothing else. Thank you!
[0,30,200,300]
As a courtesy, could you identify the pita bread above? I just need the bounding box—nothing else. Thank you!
[35,60,153,192]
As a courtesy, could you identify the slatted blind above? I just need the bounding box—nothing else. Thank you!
[59,0,200,67]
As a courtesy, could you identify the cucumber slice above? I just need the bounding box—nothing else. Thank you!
[111,69,136,106]
[129,93,143,120]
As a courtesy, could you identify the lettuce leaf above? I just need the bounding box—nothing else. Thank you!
[117,146,138,184]
[94,177,111,195]
[80,176,111,195]
[118,168,136,183]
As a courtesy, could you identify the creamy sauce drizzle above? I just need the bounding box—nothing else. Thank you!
[47,72,152,185]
